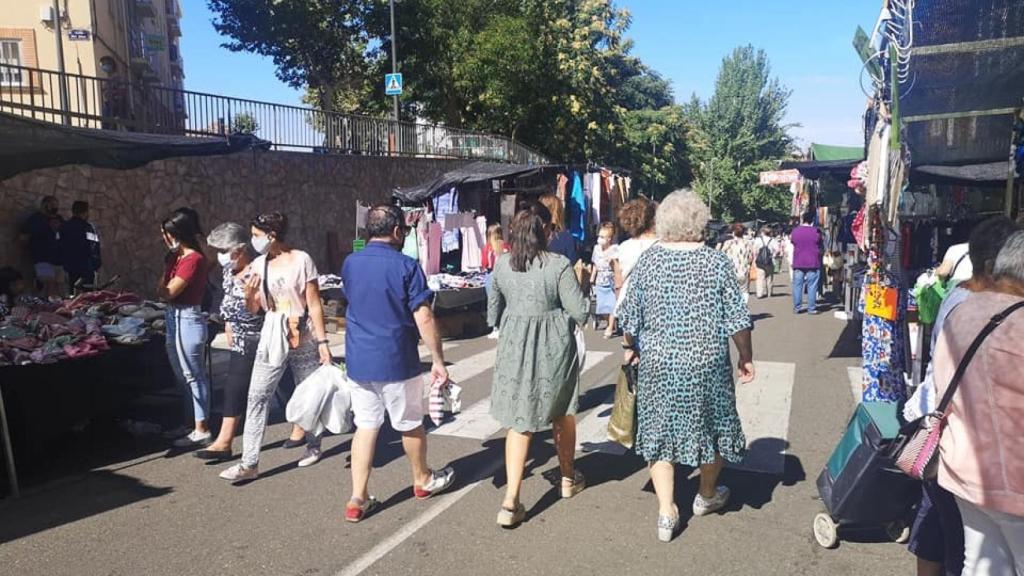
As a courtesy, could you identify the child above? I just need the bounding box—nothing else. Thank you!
[483,223,509,339]
[0,267,27,318]
[590,223,620,338]
[482,223,508,271]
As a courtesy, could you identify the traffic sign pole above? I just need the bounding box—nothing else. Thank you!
[389,0,399,122]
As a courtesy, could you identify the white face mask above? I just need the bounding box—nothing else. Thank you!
[216,251,233,267]
[251,235,271,254]
[167,239,181,251]
[597,237,609,247]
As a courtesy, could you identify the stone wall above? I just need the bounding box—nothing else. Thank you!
[0,151,464,295]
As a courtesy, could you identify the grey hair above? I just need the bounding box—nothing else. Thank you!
[207,222,250,252]
[655,188,710,243]
[993,230,1024,282]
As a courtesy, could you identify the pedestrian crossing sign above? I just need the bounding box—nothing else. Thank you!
[385,73,403,96]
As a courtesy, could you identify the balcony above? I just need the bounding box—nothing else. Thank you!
[135,0,157,19]
[167,16,181,38]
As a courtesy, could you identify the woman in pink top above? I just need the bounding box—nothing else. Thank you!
[933,230,1024,575]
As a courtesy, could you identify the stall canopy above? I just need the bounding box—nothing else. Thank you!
[899,0,1024,167]
[0,112,270,180]
[393,161,565,203]
[809,143,865,162]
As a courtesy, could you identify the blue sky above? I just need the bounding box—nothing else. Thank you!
[181,0,880,148]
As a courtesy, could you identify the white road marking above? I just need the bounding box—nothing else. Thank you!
[334,459,504,576]
[432,351,613,441]
[575,361,797,475]
[730,361,795,475]
[847,366,863,404]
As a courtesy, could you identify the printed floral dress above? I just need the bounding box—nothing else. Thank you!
[617,245,752,465]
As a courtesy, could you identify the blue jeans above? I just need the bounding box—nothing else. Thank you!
[165,306,211,423]
[793,268,820,313]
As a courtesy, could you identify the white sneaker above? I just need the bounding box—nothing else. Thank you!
[172,429,212,448]
[219,463,258,483]
[297,446,321,468]
[487,329,500,340]
[692,486,731,516]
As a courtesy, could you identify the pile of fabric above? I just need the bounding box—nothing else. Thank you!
[0,291,166,366]
[427,273,488,291]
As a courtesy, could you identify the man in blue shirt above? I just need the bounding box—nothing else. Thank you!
[341,205,454,522]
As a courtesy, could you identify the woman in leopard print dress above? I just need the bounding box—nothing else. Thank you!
[618,190,756,543]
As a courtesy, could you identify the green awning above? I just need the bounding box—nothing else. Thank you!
[809,143,864,162]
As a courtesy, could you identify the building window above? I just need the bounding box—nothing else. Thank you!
[0,40,24,86]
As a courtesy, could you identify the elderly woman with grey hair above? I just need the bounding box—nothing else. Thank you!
[195,222,264,461]
[932,230,1024,575]
[617,189,756,543]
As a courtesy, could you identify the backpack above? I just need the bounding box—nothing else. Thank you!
[755,238,775,273]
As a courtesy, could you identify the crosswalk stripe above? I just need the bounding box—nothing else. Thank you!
[847,366,863,404]
[574,361,796,475]
[431,351,613,441]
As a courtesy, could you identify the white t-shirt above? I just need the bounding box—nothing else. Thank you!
[615,237,658,308]
[941,243,972,282]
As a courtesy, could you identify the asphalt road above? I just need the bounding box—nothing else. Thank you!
[0,276,911,576]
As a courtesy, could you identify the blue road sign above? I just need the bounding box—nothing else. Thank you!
[385,73,403,96]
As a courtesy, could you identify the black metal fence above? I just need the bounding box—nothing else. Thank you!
[0,63,548,164]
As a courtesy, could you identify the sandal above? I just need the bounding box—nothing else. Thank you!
[657,504,680,543]
[561,470,586,499]
[496,502,526,528]
[345,496,380,523]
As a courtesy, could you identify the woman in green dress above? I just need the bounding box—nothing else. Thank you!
[488,206,590,528]
[617,189,756,543]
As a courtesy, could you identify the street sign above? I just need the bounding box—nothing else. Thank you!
[384,73,403,96]
[67,29,90,41]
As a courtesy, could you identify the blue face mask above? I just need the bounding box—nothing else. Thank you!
[251,235,271,254]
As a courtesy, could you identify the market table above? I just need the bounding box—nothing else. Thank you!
[0,337,173,497]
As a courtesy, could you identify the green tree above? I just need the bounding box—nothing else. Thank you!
[231,111,259,134]
[207,0,384,112]
[613,106,691,199]
[686,46,795,221]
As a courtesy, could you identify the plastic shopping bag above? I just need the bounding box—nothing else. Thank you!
[286,364,353,436]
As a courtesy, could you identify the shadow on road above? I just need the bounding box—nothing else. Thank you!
[828,318,862,359]
[0,470,173,544]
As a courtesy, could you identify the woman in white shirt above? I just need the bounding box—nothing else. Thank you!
[614,197,659,313]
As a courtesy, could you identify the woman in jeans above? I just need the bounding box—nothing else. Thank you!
[195,223,263,461]
[158,209,213,449]
[934,231,1024,576]
[219,212,332,483]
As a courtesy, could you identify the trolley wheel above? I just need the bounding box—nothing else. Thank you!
[885,520,911,544]
[813,513,840,549]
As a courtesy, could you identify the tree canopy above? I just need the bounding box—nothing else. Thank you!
[206,2,803,205]
[686,45,796,221]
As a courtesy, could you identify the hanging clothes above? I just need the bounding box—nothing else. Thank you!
[568,172,587,242]
[859,275,908,403]
[417,218,430,274]
[433,187,460,253]
[556,173,569,203]
[591,171,603,226]
[500,194,517,233]
[426,222,442,275]
[461,216,487,272]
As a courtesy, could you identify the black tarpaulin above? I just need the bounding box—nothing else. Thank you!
[0,112,270,180]
[393,161,560,203]
[779,158,863,180]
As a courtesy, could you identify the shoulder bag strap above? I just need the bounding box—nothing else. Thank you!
[950,253,968,280]
[934,300,1024,414]
[262,256,274,311]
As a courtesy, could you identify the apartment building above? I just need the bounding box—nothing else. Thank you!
[0,0,184,128]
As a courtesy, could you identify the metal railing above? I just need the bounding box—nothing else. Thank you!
[0,63,549,164]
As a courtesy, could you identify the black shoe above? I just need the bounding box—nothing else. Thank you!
[282,437,307,449]
[194,448,234,462]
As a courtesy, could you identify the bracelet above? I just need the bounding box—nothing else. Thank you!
[317,339,329,346]
[621,344,633,350]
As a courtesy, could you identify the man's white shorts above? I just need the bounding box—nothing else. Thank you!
[349,374,425,432]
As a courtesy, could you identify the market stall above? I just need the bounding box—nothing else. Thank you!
[387,161,632,335]
[848,0,1022,403]
[0,291,172,497]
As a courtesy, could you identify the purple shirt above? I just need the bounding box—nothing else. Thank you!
[790,225,822,270]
